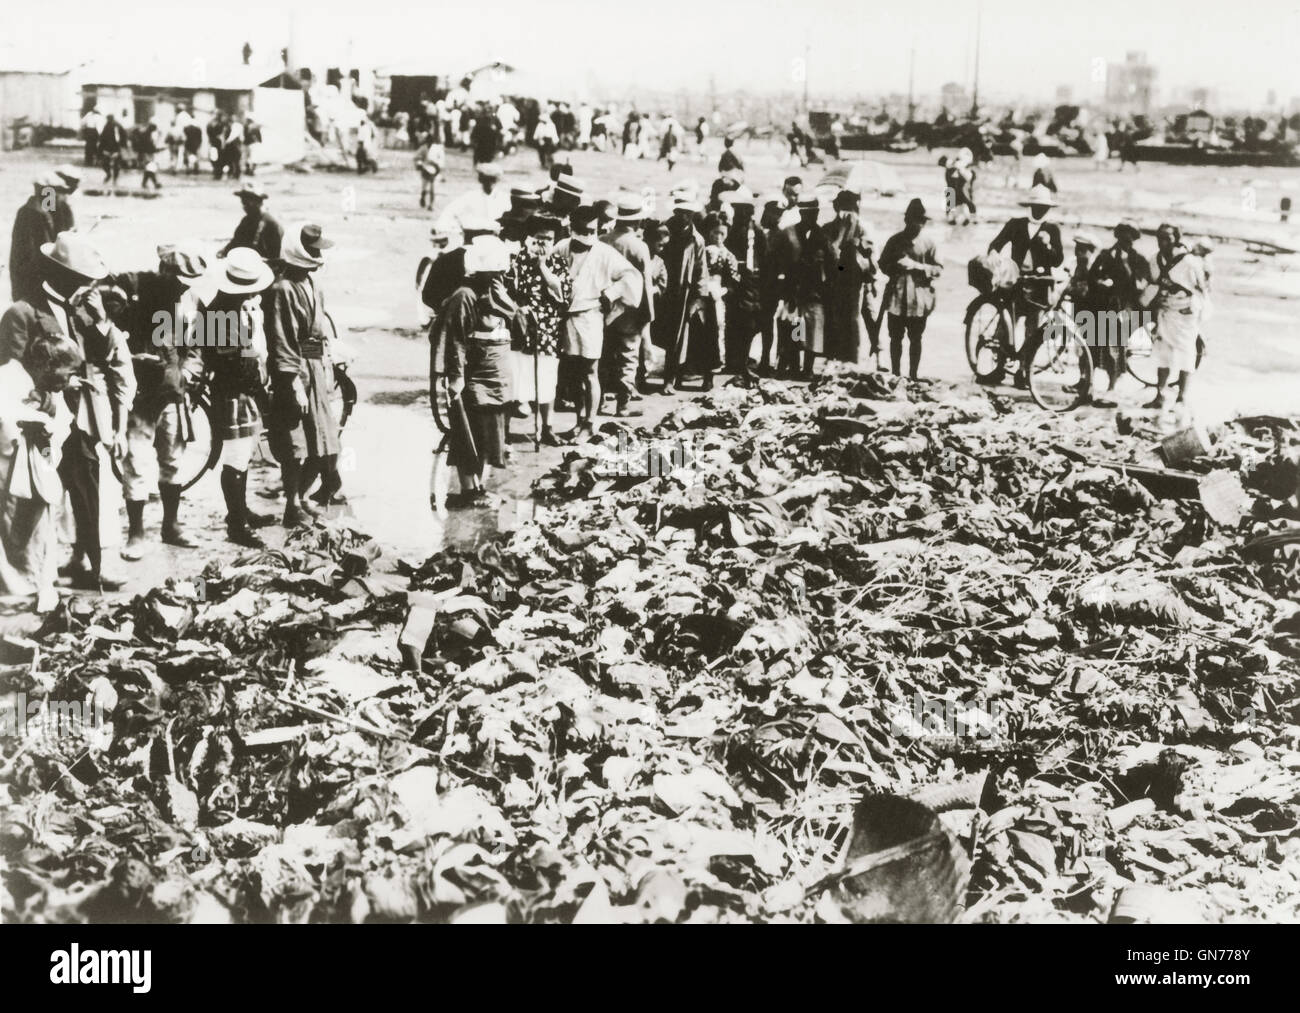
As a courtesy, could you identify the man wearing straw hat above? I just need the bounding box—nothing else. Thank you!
[110,242,210,557]
[988,182,1064,386]
[0,233,135,591]
[600,191,655,416]
[264,223,339,527]
[721,186,768,383]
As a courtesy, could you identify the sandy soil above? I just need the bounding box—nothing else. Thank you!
[1,138,1297,595]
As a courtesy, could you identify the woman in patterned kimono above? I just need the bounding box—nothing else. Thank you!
[0,333,82,613]
[264,223,339,528]
[507,215,571,446]
[201,248,275,546]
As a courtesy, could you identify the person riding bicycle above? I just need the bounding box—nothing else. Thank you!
[987,183,1063,387]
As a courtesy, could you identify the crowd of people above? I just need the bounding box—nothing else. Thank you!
[4,169,344,609]
[80,106,264,186]
[0,120,1216,614]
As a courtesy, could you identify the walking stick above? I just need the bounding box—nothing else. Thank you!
[532,342,541,453]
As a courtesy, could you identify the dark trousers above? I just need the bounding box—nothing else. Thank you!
[725,305,763,371]
[887,314,927,377]
[58,428,102,564]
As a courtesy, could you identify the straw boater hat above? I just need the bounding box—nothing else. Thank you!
[216,247,274,294]
[614,191,646,221]
[1073,232,1099,250]
[1020,184,1058,208]
[722,186,756,206]
[476,162,503,181]
[234,182,268,202]
[41,232,107,280]
[157,242,208,284]
[671,196,703,215]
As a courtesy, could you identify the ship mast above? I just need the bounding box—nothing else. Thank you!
[907,41,916,121]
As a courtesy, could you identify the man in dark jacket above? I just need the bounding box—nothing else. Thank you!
[110,243,208,556]
[717,136,745,176]
[722,188,768,383]
[659,200,710,395]
[772,196,835,377]
[9,173,61,302]
[218,184,283,261]
[98,113,129,184]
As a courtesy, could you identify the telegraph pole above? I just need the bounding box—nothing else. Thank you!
[907,41,916,121]
[970,2,982,119]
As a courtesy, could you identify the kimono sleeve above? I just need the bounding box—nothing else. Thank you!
[263,281,303,378]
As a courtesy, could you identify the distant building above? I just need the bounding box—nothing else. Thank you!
[940,82,968,114]
[0,57,81,147]
[1105,51,1157,115]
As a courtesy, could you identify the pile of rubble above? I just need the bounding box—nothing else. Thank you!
[3,372,1298,922]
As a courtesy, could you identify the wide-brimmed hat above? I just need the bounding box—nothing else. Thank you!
[216,247,274,294]
[1113,218,1142,241]
[1020,184,1058,208]
[904,197,929,222]
[508,188,542,216]
[721,186,756,206]
[299,223,334,254]
[614,190,647,220]
[1072,232,1099,250]
[33,170,65,192]
[157,242,208,283]
[40,232,107,281]
[475,162,503,181]
[234,182,268,201]
[464,235,510,275]
[671,197,703,215]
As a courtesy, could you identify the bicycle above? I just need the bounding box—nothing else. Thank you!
[113,310,357,491]
[964,267,1094,412]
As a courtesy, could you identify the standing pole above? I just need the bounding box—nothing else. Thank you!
[802,44,810,116]
[970,2,982,119]
[907,41,916,122]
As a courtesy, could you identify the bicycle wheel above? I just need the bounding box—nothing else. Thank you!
[111,392,221,494]
[320,311,358,431]
[1125,322,1159,387]
[965,297,1011,382]
[1028,315,1093,412]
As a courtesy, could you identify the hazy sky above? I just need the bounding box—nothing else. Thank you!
[9,0,1300,106]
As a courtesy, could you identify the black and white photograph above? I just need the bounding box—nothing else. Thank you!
[0,0,1297,960]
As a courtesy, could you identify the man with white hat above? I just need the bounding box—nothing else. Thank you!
[600,191,655,414]
[988,182,1064,386]
[0,233,135,591]
[9,172,65,302]
[110,242,210,557]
